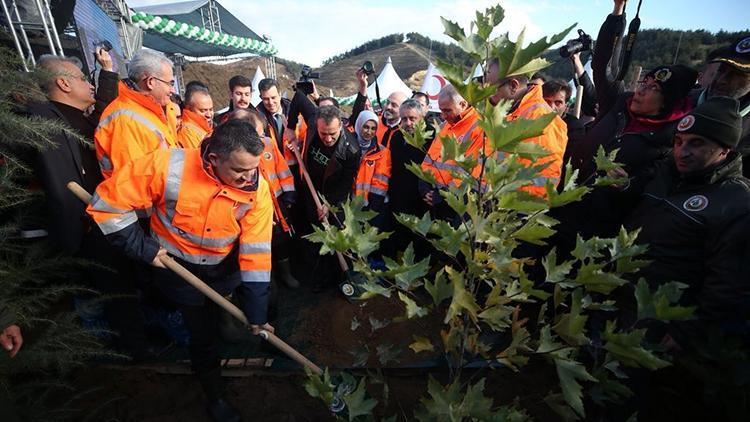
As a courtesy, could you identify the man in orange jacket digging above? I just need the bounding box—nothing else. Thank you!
[88,119,273,422]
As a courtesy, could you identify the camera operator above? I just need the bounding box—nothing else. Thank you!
[548,0,698,257]
[350,63,409,141]
[567,51,598,118]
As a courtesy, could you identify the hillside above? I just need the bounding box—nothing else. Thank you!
[184,28,748,109]
[316,42,433,96]
[182,57,332,110]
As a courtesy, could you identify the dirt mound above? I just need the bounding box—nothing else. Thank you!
[289,293,444,368]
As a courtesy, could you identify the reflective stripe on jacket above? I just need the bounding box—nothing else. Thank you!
[507,85,568,196]
[95,81,178,178]
[177,108,211,149]
[421,107,486,189]
[259,135,294,233]
[354,143,391,207]
[260,135,295,199]
[87,147,273,286]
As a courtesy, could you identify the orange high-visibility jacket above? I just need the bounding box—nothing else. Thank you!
[95,81,178,178]
[87,147,273,298]
[354,143,391,208]
[376,114,402,142]
[279,119,308,167]
[421,107,486,189]
[259,135,294,233]
[259,135,295,199]
[177,108,212,149]
[507,85,568,196]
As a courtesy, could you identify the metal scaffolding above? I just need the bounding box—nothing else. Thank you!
[1,0,65,71]
[199,0,221,33]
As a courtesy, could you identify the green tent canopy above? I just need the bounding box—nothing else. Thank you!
[131,0,277,57]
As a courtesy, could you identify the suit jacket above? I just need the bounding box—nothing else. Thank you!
[256,97,292,153]
[27,70,118,255]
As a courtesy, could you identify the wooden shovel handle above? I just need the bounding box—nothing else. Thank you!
[66,181,323,375]
[286,143,350,272]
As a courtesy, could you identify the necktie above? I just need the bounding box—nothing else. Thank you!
[274,113,283,137]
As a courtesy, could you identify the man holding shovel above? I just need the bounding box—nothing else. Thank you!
[86,119,273,422]
[297,106,361,291]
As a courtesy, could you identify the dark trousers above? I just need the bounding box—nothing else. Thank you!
[177,300,222,375]
[178,299,227,402]
[77,228,149,351]
[272,225,293,261]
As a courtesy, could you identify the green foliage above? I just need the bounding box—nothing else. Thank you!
[555,356,597,418]
[0,46,111,419]
[414,377,496,421]
[343,377,378,421]
[635,279,696,322]
[304,6,697,420]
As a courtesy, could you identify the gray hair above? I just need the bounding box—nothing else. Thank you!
[438,84,464,104]
[316,105,342,125]
[36,54,83,93]
[127,49,173,81]
[399,99,425,117]
[185,86,210,106]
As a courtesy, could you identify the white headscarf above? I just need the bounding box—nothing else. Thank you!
[354,110,379,149]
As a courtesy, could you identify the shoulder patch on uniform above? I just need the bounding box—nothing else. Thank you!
[683,194,708,212]
[736,37,750,54]
[677,115,695,131]
[263,151,272,160]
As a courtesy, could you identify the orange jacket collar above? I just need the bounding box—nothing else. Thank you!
[182,108,212,133]
[445,106,479,134]
[117,80,168,124]
[511,85,548,117]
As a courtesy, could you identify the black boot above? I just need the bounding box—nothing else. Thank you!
[275,258,300,289]
[198,368,241,422]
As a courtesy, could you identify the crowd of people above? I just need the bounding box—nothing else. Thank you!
[5,0,749,420]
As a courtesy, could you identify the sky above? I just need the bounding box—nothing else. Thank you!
[128,0,749,67]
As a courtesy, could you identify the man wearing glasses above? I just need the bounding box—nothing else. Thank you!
[95,48,179,179]
[28,49,156,359]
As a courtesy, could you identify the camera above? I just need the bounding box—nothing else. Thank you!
[296,65,320,95]
[93,40,113,52]
[559,29,592,58]
[360,60,375,76]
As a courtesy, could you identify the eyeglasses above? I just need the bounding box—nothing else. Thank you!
[59,72,91,83]
[146,75,175,87]
[635,80,662,93]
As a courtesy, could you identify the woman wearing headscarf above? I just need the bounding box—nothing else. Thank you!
[354,111,379,159]
[353,110,391,222]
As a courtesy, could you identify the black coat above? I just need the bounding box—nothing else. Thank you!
[26,70,118,255]
[302,130,360,219]
[625,153,750,324]
[550,13,686,249]
[288,89,361,221]
[386,124,437,217]
[566,13,681,181]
